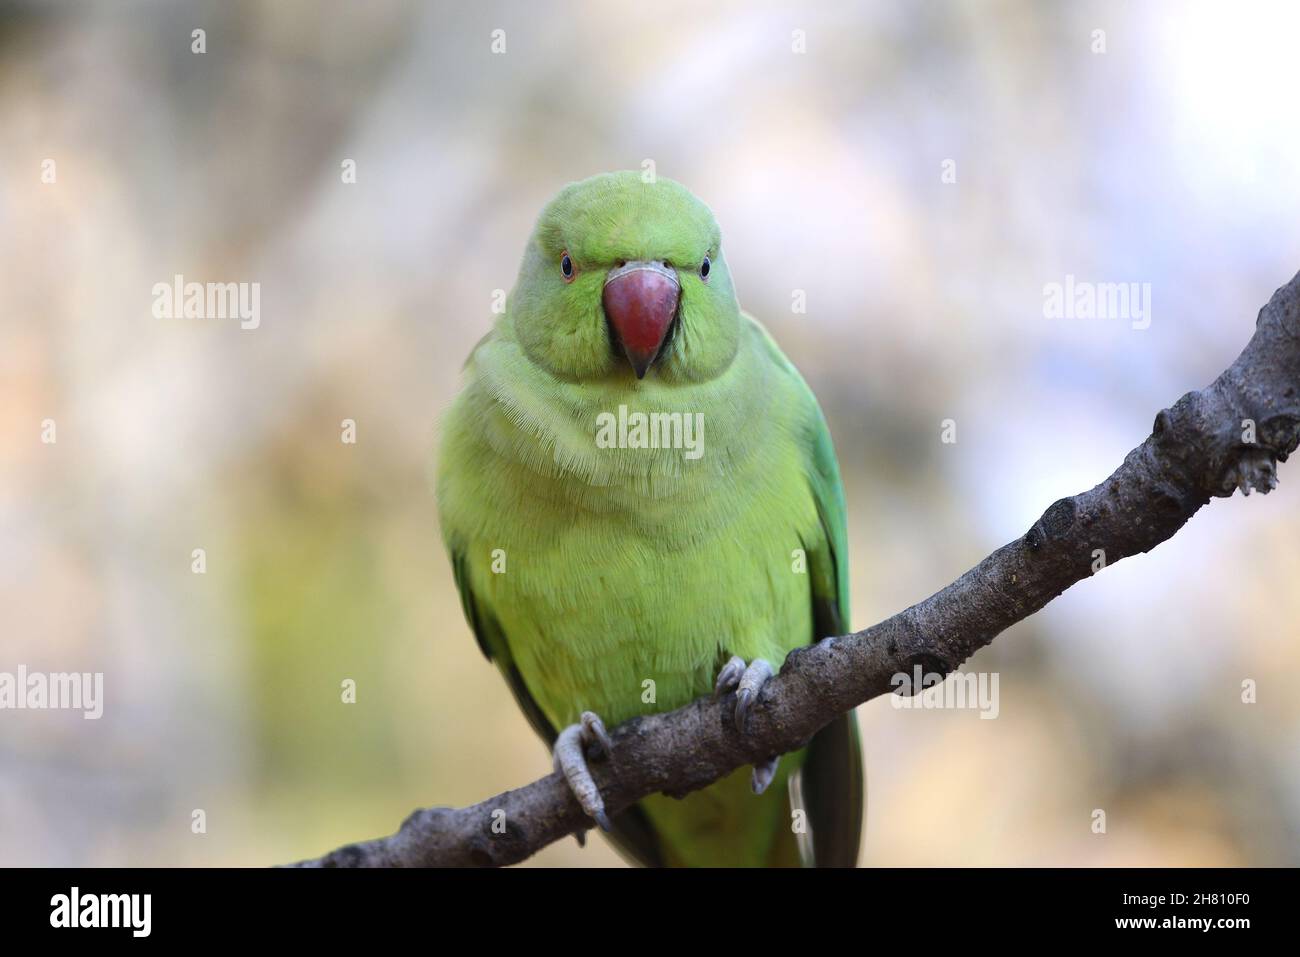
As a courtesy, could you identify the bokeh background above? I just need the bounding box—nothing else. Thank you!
[3,0,1299,866]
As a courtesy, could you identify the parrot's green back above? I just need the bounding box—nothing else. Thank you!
[436,172,862,867]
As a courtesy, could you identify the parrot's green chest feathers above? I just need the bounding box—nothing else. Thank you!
[439,318,825,731]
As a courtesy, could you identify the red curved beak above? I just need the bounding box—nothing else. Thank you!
[602,261,679,379]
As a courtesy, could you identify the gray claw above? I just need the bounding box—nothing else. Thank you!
[751,755,780,795]
[733,658,773,733]
[735,688,755,730]
[582,710,613,760]
[713,655,747,698]
[553,711,615,832]
[712,656,780,792]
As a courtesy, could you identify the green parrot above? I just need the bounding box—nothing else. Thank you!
[436,171,862,867]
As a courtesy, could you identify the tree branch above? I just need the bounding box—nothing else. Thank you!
[292,270,1300,868]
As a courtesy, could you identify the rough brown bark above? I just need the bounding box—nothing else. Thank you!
[291,270,1300,868]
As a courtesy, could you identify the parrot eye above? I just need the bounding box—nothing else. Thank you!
[560,251,575,282]
[699,255,711,281]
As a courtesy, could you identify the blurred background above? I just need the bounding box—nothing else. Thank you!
[2,0,1299,866]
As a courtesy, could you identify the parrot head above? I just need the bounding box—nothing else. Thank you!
[508,171,741,383]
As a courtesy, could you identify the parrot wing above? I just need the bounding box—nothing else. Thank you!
[753,316,864,867]
[798,405,865,867]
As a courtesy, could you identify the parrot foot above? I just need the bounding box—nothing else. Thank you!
[713,655,774,732]
[552,710,614,833]
[713,656,780,793]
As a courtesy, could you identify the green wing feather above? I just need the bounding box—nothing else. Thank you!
[800,419,865,866]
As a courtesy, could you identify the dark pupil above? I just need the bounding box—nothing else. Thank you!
[701,257,711,278]
[561,255,573,277]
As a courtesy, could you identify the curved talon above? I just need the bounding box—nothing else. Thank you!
[751,755,780,795]
[713,655,747,699]
[735,688,756,731]
[581,710,613,760]
[733,658,773,733]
